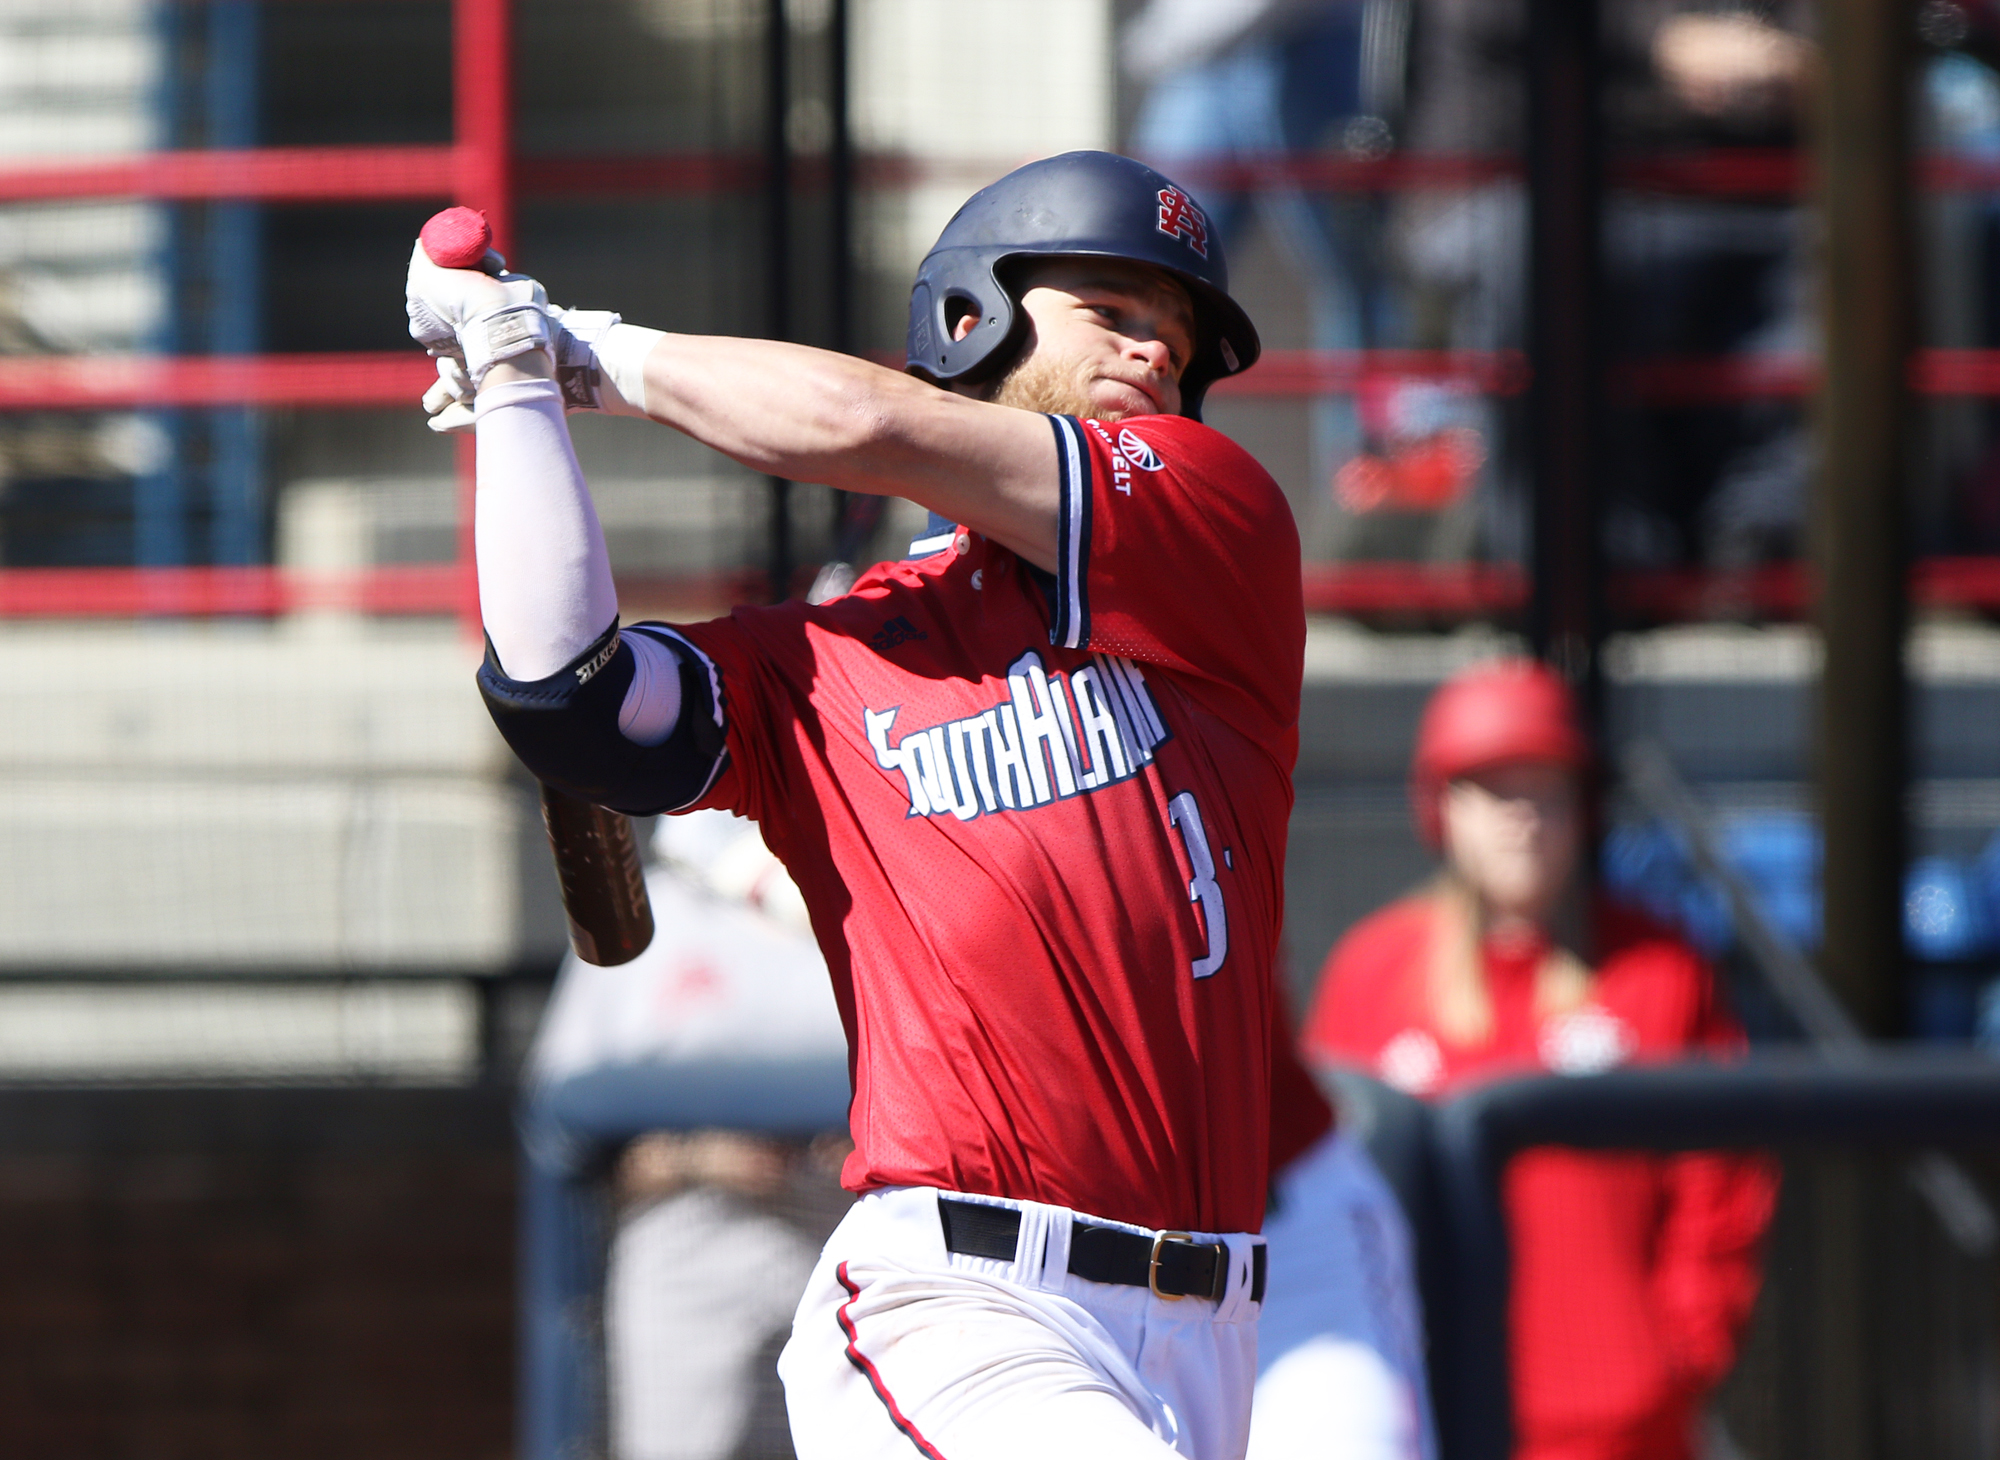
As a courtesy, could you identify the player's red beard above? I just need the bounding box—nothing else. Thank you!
[986,349,1135,421]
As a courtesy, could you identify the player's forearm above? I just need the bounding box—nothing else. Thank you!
[473,357,620,680]
[629,332,1062,570]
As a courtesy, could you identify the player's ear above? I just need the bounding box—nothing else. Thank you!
[949,309,980,343]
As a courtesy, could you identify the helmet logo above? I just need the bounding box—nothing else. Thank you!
[1117,427,1162,471]
[1155,187,1209,259]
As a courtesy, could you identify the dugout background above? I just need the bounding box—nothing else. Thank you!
[1,1,1998,1457]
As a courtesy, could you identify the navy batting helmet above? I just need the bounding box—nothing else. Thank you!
[905,151,1260,420]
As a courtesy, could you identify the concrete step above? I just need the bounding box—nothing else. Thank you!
[0,771,526,969]
[0,622,501,774]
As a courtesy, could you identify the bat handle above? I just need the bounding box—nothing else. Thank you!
[538,782,655,966]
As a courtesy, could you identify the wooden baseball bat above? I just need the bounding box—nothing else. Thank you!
[537,781,655,966]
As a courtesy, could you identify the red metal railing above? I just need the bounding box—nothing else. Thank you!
[0,564,464,618]
[9,555,1995,623]
[0,145,460,203]
[0,353,435,409]
[17,144,2000,208]
[1302,558,2000,620]
[0,564,770,621]
[17,345,2000,415]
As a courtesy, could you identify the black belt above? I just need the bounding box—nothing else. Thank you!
[938,1196,1266,1304]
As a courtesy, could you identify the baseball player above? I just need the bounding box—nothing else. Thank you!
[408,151,1302,1460]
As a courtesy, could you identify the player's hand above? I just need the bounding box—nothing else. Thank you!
[423,355,476,434]
[419,302,631,431]
[405,239,553,388]
[404,238,512,350]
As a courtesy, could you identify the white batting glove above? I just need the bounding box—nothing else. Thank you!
[419,308,639,432]
[423,356,476,434]
[416,286,663,430]
[405,240,553,388]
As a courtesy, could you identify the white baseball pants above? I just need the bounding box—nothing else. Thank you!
[1249,1128,1437,1460]
[777,1186,1263,1460]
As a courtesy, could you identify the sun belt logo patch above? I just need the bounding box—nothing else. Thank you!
[1155,186,1209,259]
[1117,427,1162,472]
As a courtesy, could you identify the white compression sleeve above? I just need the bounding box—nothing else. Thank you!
[473,378,620,679]
[473,378,684,746]
[617,631,684,746]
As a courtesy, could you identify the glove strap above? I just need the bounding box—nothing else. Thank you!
[553,310,654,418]
[551,309,622,412]
[462,301,555,386]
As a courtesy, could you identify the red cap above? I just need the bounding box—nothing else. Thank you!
[1410,657,1591,846]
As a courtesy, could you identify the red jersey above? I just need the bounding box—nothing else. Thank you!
[1303,895,1775,1460]
[671,413,1304,1234]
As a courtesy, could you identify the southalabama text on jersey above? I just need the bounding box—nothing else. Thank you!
[865,650,1170,820]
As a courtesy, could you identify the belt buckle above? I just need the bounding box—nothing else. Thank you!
[1149,1231,1195,1300]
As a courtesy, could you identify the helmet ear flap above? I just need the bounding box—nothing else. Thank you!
[938,286,984,354]
[908,251,1024,385]
[934,277,1016,383]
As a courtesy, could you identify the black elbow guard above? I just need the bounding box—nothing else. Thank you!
[477,621,729,815]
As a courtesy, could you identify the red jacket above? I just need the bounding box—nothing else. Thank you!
[1302,895,1776,1460]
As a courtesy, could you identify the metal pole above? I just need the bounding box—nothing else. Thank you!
[1430,1094,1513,1460]
[518,1111,610,1460]
[1523,0,1606,731]
[824,0,878,568]
[829,0,852,361]
[517,1058,852,1459]
[1809,0,1912,1450]
[208,1,263,586]
[139,2,190,587]
[1812,0,1911,1040]
[766,0,794,603]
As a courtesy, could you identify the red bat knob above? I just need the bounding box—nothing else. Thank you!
[420,206,493,269]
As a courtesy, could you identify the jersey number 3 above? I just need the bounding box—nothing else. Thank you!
[1168,791,1229,979]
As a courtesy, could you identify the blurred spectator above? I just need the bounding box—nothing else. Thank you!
[1121,0,1495,565]
[527,809,850,1460]
[1303,659,1776,1460]
[1613,2,1815,578]
[1394,0,1815,574]
[1644,11,1811,129]
[1917,16,2000,552]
